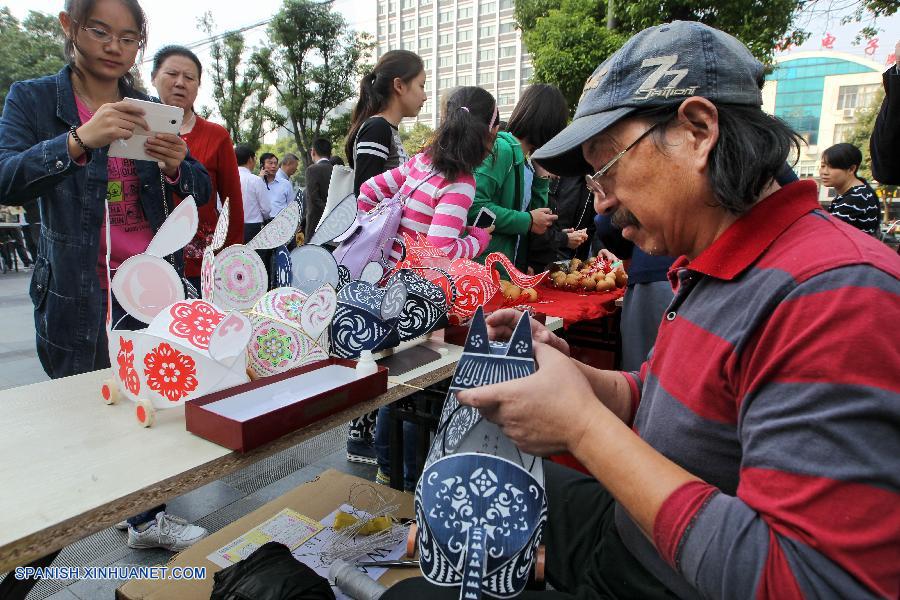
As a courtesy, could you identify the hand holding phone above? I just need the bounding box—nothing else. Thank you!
[107,98,183,162]
[474,207,496,230]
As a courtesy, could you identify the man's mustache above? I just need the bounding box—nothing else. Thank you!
[611,208,640,230]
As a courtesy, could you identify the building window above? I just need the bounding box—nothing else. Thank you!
[832,123,857,144]
[479,48,495,62]
[797,160,819,178]
[458,6,473,18]
[389,22,397,33]
[419,35,432,48]
[439,76,454,89]
[478,71,495,85]
[499,68,515,81]
[423,58,433,70]
[836,84,879,110]
[521,65,533,80]
[458,51,472,64]
[439,54,452,67]
[459,28,472,41]
[479,25,495,37]
[500,0,514,9]
[439,9,453,22]
[439,32,453,45]
[420,14,433,27]
[402,0,415,8]
[458,74,472,85]
[420,0,433,5]
[480,1,496,12]
[402,38,415,50]
[378,2,386,14]
[500,45,516,58]
[402,17,415,30]
[499,22,516,34]
[498,91,516,105]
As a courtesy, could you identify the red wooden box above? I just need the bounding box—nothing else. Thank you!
[185,357,388,452]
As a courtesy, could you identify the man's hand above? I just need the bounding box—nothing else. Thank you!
[456,342,602,456]
[530,207,558,234]
[565,228,589,249]
[485,309,570,355]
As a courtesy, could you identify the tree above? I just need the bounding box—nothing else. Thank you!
[401,123,435,156]
[198,13,270,152]
[252,0,373,169]
[0,9,65,106]
[515,0,807,112]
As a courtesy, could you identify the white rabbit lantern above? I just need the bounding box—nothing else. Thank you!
[202,200,300,311]
[101,198,253,427]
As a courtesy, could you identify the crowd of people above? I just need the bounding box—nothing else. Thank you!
[0,0,897,597]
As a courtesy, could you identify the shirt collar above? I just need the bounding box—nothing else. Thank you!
[681,180,820,281]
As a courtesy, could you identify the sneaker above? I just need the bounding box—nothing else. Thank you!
[346,437,377,465]
[114,520,129,531]
[375,468,391,486]
[127,512,208,552]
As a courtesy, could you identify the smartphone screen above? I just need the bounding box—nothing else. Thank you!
[474,208,496,229]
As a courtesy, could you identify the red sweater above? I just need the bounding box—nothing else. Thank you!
[178,116,244,277]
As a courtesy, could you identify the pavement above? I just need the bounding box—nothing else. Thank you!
[0,269,379,599]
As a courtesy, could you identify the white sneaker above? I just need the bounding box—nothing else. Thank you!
[114,520,129,531]
[127,512,208,552]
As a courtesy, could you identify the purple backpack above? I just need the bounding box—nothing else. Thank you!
[332,171,434,279]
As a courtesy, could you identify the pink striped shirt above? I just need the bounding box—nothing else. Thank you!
[358,153,488,263]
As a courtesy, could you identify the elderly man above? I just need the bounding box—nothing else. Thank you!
[385,21,899,600]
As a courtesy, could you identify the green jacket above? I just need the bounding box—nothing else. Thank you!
[469,131,550,266]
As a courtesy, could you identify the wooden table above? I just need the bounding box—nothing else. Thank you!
[0,335,464,573]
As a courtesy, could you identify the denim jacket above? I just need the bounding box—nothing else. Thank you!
[0,66,211,378]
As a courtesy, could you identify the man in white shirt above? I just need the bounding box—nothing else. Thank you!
[235,144,270,242]
[259,152,293,219]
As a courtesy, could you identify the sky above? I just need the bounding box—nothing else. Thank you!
[4,0,898,111]
[4,0,378,113]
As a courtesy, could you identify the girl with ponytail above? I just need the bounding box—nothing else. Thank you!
[345,50,426,196]
[358,86,501,490]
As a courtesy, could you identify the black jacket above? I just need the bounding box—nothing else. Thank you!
[871,65,899,185]
[527,176,595,272]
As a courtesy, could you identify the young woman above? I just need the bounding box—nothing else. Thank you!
[343,49,426,465]
[0,0,210,552]
[151,45,243,291]
[358,86,499,490]
[345,49,427,196]
[819,143,881,236]
[470,84,569,270]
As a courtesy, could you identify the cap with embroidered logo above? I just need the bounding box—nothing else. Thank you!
[532,21,765,176]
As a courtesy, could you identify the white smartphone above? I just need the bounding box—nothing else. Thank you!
[473,207,496,229]
[107,97,183,162]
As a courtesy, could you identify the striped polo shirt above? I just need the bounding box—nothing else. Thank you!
[617,180,900,599]
[358,153,485,263]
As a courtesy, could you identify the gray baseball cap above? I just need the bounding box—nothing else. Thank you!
[532,21,765,176]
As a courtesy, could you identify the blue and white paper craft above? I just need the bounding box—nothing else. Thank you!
[270,245,292,289]
[392,269,449,342]
[415,306,546,600]
[416,453,546,600]
[329,277,408,359]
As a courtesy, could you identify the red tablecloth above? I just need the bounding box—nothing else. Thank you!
[494,285,625,326]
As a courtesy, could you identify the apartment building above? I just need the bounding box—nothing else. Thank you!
[375,0,534,129]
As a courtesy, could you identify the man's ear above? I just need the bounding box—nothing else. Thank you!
[677,97,720,170]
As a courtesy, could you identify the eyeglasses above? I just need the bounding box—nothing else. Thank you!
[78,25,142,49]
[585,121,660,197]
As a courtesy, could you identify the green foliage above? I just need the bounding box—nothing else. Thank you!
[252,0,373,169]
[518,0,627,114]
[0,9,66,106]
[400,123,435,156]
[846,87,884,182]
[198,13,270,153]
